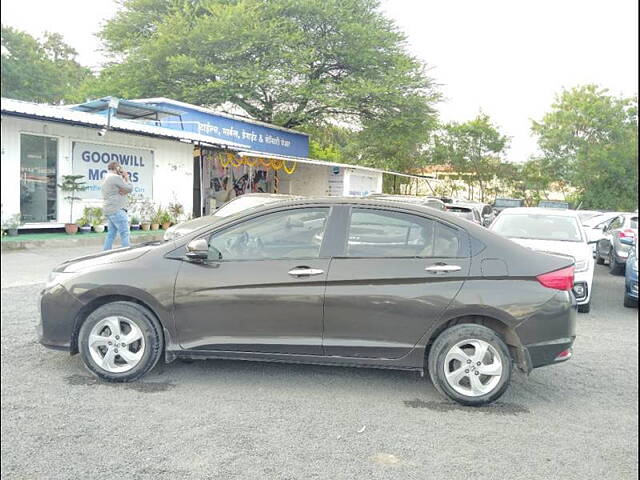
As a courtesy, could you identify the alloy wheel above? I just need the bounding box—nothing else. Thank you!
[443,339,503,397]
[87,316,145,373]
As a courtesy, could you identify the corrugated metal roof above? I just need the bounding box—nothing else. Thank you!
[0,97,248,149]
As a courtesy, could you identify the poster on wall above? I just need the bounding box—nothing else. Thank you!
[72,142,154,199]
[328,166,344,196]
[347,172,380,197]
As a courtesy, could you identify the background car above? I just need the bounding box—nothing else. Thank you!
[456,201,495,226]
[582,211,624,255]
[444,204,483,225]
[40,198,577,407]
[366,194,446,211]
[575,210,602,224]
[489,207,594,312]
[492,197,524,215]
[538,200,571,209]
[163,193,301,240]
[624,239,638,308]
[595,213,639,274]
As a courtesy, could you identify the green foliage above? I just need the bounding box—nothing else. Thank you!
[1,25,92,103]
[429,114,510,202]
[531,85,638,211]
[88,0,439,130]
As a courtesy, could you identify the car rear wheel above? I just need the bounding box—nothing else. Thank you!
[595,247,605,265]
[624,293,637,308]
[78,301,163,382]
[428,324,512,406]
[609,252,624,275]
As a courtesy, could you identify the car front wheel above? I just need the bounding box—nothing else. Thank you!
[428,324,512,406]
[609,252,624,275]
[78,301,163,382]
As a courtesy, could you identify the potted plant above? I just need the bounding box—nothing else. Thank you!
[1,213,22,237]
[150,207,163,231]
[130,216,141,231]
[58,175,87,235]
[77,216,92,234]
[159,210,172,230]
[91,208,105,233]
[167,200,185,226]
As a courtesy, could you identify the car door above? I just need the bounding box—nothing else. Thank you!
[173,206,332,355]
[598,216,622,257]
[322,207,471,359]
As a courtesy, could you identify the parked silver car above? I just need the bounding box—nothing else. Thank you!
[595,213,639,274]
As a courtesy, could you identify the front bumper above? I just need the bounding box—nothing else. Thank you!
[38,284,84,351]
[573,267,594,305]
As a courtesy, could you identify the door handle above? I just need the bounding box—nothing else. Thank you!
[288,267,325,277]
[425,264,462,274]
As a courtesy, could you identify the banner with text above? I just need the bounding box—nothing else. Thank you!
[72,142,154,199]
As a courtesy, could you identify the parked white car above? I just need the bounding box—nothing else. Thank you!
[490,208,595,313]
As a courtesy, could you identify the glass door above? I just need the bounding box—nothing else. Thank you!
[20,134,58,223]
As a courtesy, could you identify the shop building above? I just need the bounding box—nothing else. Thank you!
[1,96,430,229]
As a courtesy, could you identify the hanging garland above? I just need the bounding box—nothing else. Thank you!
[271,159,284,170]
[283,160,297,174]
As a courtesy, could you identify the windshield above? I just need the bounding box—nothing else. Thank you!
[538,201,569,209]
[492,214,584,242]
[494,198,522,208]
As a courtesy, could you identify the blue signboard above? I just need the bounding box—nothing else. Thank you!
[152,101,309,157]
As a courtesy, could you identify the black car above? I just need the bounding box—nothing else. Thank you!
[39,198,576,406]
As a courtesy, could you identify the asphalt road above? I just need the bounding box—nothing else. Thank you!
[1,246,638,479]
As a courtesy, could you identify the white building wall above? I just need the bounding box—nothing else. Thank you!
[279,162,329,196]
[0,115,194,225]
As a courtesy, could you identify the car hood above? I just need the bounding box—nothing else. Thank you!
[55,243,157,273]
[506,238,588,262]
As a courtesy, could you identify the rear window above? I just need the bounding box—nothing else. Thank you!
[494,198,522,208]
[631,217,638,229]
[492,214,583,242]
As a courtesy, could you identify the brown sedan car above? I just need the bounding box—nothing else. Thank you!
[39,197,576,405]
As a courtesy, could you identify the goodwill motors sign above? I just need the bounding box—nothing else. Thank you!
[72,142,154,199]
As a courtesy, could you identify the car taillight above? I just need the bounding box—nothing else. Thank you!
[619,229,635,238]
[536,265,575,291]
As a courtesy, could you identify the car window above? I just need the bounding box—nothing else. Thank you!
[207,208,329,261]
[346,209,467,258]
[629,216,638,229]
[609,216,623,230]
[491,214,584,242]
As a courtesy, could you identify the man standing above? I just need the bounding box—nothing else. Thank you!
[102,161,133,250]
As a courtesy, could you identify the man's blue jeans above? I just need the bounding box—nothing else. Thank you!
[103,209,130,250]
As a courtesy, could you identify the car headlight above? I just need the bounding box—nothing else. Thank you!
[45,271,75,289]
[575,258,589,272]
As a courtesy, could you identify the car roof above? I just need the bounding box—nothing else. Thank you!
[496,207,581,217]
[233,193,301,199]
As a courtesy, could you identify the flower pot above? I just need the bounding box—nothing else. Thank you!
[150,223,160,231]
[161,222,171,230]
[65,223,79,235]
[7,228,18,237]
[130,224,141,231]
[93,225,105,233]
[79,225,92,234]
[140,223,151,231]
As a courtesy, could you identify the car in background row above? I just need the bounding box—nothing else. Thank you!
[455,202,495,227]
[583,211,624,255]
[444,204,483,225]
[366,194,446,211]
[538,200,571,209]
[40,197,577,406]
[575,210,603,224]
[624,239,638,308]
[493,198,524,215]
[490,207,594,312]
[595,213,638,274]
[163,193,301,241]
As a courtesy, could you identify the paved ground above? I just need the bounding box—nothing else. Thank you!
[1,245,638,479]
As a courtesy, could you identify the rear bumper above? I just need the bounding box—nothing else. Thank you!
[524,337,575,369]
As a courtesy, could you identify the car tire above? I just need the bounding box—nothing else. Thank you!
[595,248,605,265]
[428,324,512,406]
[577,301,591,313]
[624,293,637,308]
[609,252,624,275]
[78,301,163,382]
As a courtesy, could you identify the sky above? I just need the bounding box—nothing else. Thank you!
[2,0,638,162]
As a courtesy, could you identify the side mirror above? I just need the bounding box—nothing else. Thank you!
[185,238,209,261]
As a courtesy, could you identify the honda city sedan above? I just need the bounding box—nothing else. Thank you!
[39,198,576,406]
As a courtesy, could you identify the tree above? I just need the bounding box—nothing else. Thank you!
[88,0,439,129]
[1,25,91,103]
[531,85,638,211]
[429,114,510,202]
